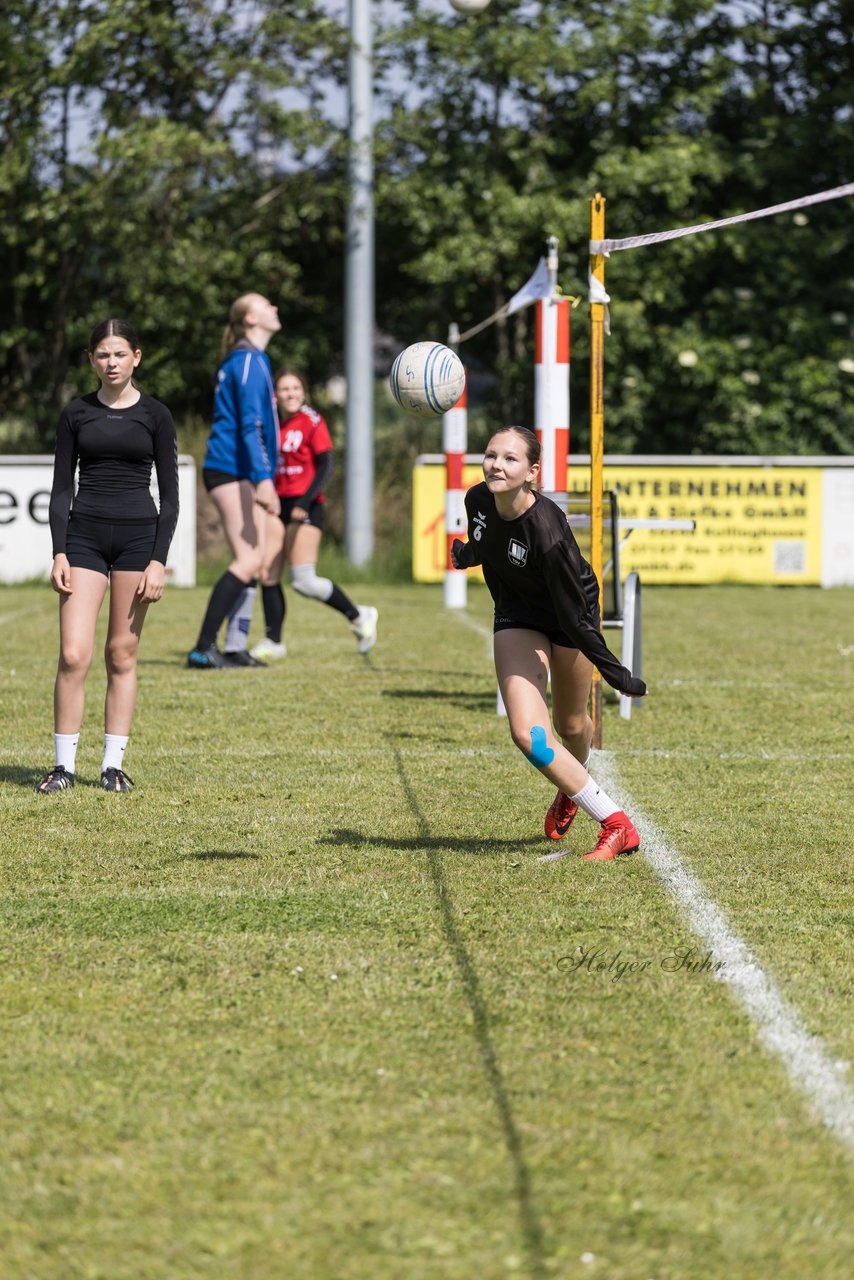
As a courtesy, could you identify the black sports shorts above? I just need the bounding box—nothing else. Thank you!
[279,496,325,531]
[493,599,602,650]
[202,467,242,492]
[66,515,157,576]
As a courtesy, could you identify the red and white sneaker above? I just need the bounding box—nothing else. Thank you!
[582,812,640,861]
[544,789,579,841]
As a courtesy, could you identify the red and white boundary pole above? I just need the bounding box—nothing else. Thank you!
[534,239,570,509]
[534,296,570,508]
[443,336,468,608]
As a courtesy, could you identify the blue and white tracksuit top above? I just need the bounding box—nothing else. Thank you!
[203,341,278,484]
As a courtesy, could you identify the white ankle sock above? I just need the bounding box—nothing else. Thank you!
[571,779,621,822]
[55,733,79,773]
[102,734,129,773]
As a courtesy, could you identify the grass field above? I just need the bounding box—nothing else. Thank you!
[1,579,853,1279]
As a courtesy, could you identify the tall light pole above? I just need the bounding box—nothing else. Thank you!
[345,0,374,564]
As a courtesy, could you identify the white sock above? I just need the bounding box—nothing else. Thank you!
[225,584,256,653]
[55,733,80,773]
[571,779,621,822]
[102,734,129,773]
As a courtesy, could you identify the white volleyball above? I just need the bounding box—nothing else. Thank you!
[389,342,466,418]
[449,0,492,13]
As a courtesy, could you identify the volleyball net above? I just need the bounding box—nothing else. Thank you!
[586,180,854,743]
[589,182,854,257]
[435,179,853,738]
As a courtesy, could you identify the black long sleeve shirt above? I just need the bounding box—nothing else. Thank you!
[48,392,180,565]
[459,482,646,697]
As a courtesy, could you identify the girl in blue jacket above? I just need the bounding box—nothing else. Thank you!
[188,293,281,668]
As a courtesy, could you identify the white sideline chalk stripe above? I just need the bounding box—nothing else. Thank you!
[450,608,494,659]
[616,747,854,763]
[596,750,854,1152]
[0,607,49,627]
[590,182,854,255]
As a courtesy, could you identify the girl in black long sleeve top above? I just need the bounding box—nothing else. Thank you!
[452,427,645,861]
[36,318,179,795]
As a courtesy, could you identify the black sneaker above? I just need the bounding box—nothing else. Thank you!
[224,650,267,667]
[101,767,133,793]
[35,765,75,794]
[187,645,230,669]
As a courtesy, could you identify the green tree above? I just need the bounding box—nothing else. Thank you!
[2,0,851,459]
[0,0,348,441]
[374,0,853,454]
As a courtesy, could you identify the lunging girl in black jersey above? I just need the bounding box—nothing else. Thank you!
[452,426,646,861]
[36,319,179,794]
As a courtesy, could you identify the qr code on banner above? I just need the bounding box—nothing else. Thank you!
[773,541,807,574]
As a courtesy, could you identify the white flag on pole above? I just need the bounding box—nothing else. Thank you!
[506,258,553,315]
[457,256,557,343]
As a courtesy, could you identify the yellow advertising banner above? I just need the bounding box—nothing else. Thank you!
[413,461,824,585]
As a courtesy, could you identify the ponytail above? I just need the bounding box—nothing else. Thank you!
[220,294,255,361]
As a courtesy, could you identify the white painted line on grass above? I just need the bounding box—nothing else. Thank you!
[616,747,854,763]
[0,604,52,627]
[450,609,494,659]
[596,750,854,1153]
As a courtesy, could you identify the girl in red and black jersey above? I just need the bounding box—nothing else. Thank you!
[251,370,377,658]
[36,318,179,794]
[452,426,646,861]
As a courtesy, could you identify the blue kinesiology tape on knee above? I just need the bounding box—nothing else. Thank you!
[525,726,555,769]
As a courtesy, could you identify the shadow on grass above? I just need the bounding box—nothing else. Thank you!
[140,653,281,671]
[385,737,548,1280]
[0,765,105,790]
[139,653,232,667]
[1,765,45,788]
[186,850,260,861]
[323,828,544,856]
[383,688,496,711]
[138,655,192,667]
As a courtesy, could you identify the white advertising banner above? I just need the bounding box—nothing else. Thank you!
[822,468,854,588]
[0,455,197,586]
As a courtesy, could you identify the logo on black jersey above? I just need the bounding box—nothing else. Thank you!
[473,510,487,542]
[508,539,528,567]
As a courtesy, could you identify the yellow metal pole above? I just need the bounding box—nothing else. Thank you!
[589,193,606,749]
